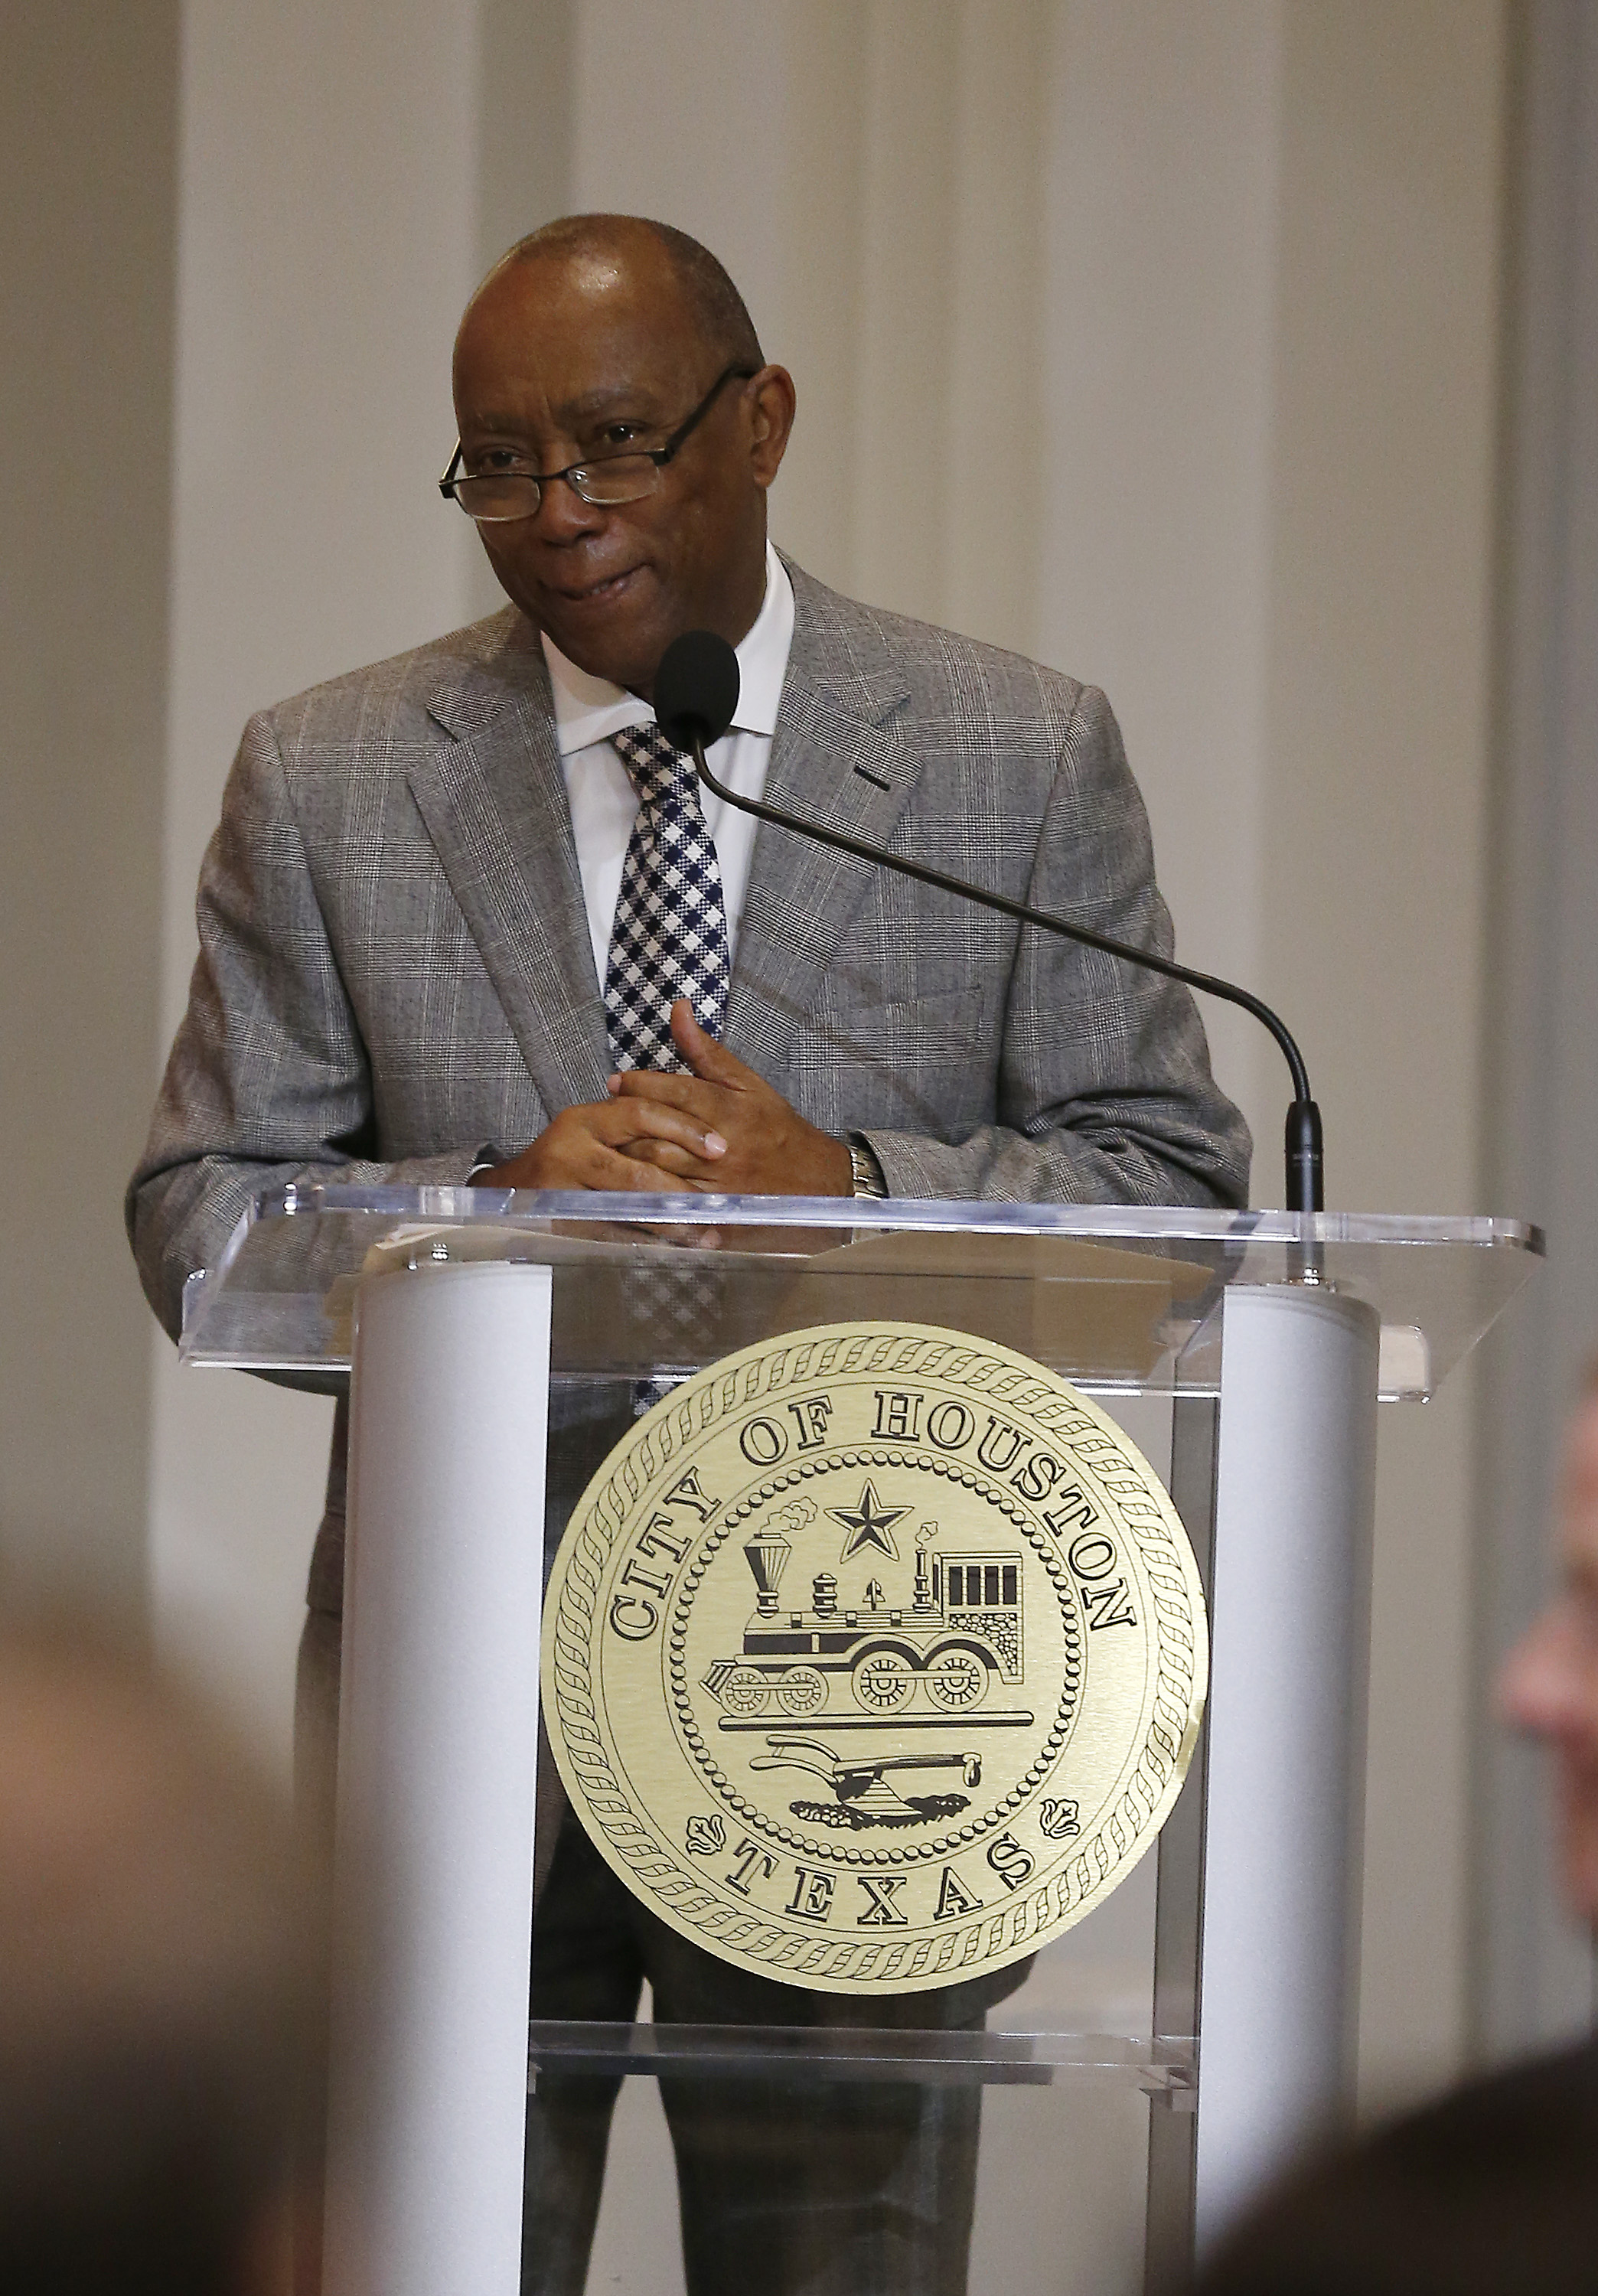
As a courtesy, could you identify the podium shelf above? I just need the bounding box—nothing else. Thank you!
[526,2020,1196,2095]
[180,1183,1542,1402]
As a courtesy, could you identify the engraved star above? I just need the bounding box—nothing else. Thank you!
[827,1480,910,1564]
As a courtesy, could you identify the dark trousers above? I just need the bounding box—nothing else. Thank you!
[527,1809,983,2296]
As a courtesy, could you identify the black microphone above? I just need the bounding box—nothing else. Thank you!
[654,628,1323,1217]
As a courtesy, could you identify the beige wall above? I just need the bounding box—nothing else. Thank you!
[1265,0,1507,2104]
[0,5,179,1617]
[2,0,1530,2187]
[1039,0,1282,1186]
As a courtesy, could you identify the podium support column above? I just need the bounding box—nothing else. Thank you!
[1191,1282,1380,2249]
[324,1262,552,2296]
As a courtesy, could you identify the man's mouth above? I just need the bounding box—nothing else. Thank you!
[557,566,641,606]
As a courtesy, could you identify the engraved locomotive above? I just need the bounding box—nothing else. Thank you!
[700,1490,1026,1720]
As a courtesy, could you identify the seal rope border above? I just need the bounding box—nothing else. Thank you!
[547,1326,1205,1989]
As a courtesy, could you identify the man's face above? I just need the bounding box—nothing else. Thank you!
[451,240,793,696]
[1498,1388,1598,1926]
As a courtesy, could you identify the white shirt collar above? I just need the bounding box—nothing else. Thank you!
[540,543,793,756]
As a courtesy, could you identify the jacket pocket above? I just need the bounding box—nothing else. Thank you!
[788,985,993,1137]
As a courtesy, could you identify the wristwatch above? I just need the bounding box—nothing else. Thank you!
[848,1137,889,1200]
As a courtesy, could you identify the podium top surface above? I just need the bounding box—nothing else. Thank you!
[178,1184,1542,1402]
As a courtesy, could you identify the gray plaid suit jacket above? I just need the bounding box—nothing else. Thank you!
[129,556,1249,1359]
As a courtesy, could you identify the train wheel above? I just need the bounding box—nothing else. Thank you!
[853,1651,913,1713]
[722,1665,771,1717]
[925,1650,988,1711]
[776,1665,827,1717]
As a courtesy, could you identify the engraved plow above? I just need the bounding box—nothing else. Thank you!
[750,1735,983,1830]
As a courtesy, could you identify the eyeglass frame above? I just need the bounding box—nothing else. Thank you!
[439,363,760,521]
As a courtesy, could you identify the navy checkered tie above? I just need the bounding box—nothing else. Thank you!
[605,722,732,1071]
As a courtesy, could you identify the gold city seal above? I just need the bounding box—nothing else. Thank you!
[542,1322,1206,1994]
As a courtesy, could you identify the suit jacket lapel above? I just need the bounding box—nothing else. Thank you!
[409,615,611,1114]
[726,567,920,1075]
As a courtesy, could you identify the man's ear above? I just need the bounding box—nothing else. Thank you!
[747,366,797,488]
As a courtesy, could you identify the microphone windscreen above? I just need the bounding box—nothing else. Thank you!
[654,630,741,751]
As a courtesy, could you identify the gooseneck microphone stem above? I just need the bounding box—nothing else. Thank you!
[686,732,1325,1218]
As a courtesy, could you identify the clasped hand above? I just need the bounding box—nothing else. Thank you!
[477,1001,853,1197]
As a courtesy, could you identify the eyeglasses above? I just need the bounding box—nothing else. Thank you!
[439,364,758,523]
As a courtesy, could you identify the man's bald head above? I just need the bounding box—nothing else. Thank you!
[483,214,763,374]
[450,212,794,694]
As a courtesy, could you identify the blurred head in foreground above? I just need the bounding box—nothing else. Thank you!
[1497,1369,1598,1926]
[0,1621,324,2294]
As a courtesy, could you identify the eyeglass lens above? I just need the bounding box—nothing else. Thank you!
[448,455,662,523]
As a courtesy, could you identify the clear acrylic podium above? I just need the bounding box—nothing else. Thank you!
[181,1187,1541,2296]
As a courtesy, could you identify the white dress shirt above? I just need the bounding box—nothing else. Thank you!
[540,543,794,989]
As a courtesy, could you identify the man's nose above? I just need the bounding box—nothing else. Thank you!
[530,472,608,542]
[1495,1603,1591,1740]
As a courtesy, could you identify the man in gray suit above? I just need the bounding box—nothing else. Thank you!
[129,216,1249,2295]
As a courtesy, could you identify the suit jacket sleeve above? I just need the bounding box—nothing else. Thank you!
[126,710,481,1344]
[852,684,1251,1208]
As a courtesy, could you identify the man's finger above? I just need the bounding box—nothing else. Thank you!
[585,1143,716,1193]
[608,1067,726,1127]
[602,1096,727,1160]
[618,1138,719,1178]
[670,999,756,1086]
